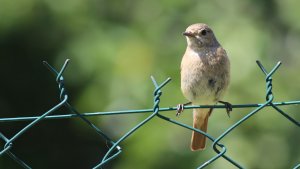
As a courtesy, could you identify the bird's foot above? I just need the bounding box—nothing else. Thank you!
[176,102,192,117]
[218,101,232,118]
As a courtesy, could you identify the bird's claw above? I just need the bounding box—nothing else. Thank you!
[218,101,232,118]
[176,102,191,117]
[176,104,184,117]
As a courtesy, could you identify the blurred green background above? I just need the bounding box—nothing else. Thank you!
[0,0,300,168]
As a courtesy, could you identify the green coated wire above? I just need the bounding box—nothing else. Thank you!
[0,100,299,122]
[151,77,243,168]
[93,76,171,168]
[201,60,279,168]
[0,59,299,169]
[0,60,71,168]
[293,164,300,169]
[7,151,32,169]
[0,133,30,168]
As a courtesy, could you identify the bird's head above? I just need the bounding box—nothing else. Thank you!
[183,23,219,50]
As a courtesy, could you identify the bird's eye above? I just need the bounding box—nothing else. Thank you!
[200,30,207,36]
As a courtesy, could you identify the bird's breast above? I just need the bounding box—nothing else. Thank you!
[180,49,229,104]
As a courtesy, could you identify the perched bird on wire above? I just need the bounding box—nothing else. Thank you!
[177,23,231,151]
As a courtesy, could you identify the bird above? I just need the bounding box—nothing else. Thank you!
[178,23,231,151]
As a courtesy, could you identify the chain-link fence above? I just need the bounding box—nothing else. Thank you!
[1,59,299,169]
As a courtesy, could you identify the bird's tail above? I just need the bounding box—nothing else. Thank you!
[191,108,212,151]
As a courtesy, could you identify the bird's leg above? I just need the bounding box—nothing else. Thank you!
[176,102,192,117]
[218,101,232,117]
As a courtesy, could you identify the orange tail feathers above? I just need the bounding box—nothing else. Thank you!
[191,108,212,151]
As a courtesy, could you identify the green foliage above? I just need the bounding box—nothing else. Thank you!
[0,0,299,168]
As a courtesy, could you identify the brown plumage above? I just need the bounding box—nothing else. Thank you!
[180,23,230,151]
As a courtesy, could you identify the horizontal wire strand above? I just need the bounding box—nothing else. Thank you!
[0,100,300,122]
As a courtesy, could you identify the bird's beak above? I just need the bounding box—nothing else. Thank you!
[182,32,195,37]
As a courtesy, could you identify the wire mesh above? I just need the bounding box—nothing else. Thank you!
[0,59,299,169]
